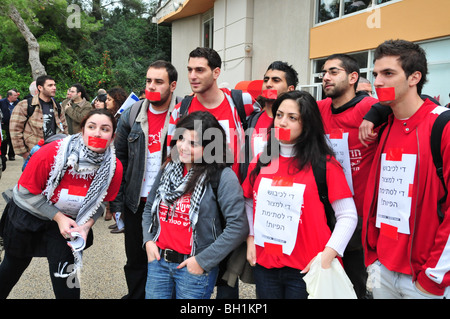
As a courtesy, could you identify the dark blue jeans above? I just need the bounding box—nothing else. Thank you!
[253,264,308,299]
[145,258,219,299]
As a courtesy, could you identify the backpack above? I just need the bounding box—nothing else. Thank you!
[312,155,336,231]
[26,97,62,120]
[430,110,450,223]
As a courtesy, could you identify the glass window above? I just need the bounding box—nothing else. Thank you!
[203,19,213,48]
[344,0,371,15]
[317,0,340,23]
[419,38,450,106]
[316,0,394,24]
[202,9,214,49]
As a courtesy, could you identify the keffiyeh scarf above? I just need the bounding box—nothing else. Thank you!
[44,133,116,278]
[151,161,207,236]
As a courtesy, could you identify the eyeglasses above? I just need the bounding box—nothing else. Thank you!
[318,67,347,79]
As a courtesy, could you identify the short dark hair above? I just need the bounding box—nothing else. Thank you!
[374,39,428,95]
[72,83,87,99]
[148,60,178,83]
[266,61,299,88]
[189,47,222,70]
[325,53,361,90]
[36,75,55,91]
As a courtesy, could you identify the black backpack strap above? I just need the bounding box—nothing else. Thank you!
[209,168,225,228]
[430,110,450,223]
[311,156,336,231]
[179,95,194,118]
[230,89,248,130]
[128,99,145,128]
[240,111,264,181]
[26,97,35,119]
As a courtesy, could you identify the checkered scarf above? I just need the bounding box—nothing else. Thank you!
[151,161,206,230]
[43,133,116,278]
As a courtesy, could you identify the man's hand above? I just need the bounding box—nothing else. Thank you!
[359,119,378,147]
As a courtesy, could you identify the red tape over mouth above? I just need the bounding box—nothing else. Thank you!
[376,87,395,102]
[275,127,291,141]
[262,89,277,100]
[145,90,161,101]
[88,136,108,148]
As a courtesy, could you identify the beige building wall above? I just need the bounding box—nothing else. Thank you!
[161,0,314,95]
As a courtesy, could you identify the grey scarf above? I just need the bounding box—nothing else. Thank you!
[151,161,206,234]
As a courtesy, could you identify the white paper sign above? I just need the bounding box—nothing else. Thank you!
[254,177,305,255]
[326,132,354,194]
[376,153,416,235]
[140,150,162,197]
[54,188,84,217]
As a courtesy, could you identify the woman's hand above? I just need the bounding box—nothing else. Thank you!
[145,241,160,263]
[246,236,256,266]
[301,247,338,273]
[178,256,204,275]
[53,212,78,239]
[70,218,94,242]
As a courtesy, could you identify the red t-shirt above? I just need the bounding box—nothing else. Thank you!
[242,155,352,270]
[147,107,168,154]
[318,97,379,216]
[18,140,123,215]
[156,166,192,254]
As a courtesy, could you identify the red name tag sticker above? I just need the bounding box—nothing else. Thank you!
[271,176,294,187]
[145,90,161,101]
[264,242,283,256]
[68,185,88,196]
[408,184,414,198]
[88,136,108,149]
[274,127,291,141]
[329,128,344,139]
[375,87,395,102]
[386,148,403,161]
[380,222,398,240]
[262,89,277,100]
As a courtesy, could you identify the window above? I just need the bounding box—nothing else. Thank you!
[316,0,395,24]
[202,10,214,48]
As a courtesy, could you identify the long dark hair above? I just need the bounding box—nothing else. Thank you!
[169,111,233,193]
[250,90,334,184]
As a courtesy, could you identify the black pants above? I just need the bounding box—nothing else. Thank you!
[0,126,15,160]
[342,248,368,299]
[0,200,89,299]
[122,201,147,299]
[0,252,80,299]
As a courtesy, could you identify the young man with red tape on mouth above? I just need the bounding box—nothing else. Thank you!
[362,39,450,299]
[110,60,178,299]
[317,53,380,299]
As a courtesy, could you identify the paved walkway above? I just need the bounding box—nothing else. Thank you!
[0,156,255,299]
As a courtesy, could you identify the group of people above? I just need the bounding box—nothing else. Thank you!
[0,38,449,300]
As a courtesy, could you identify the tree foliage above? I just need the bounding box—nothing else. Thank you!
[0,0,171,101]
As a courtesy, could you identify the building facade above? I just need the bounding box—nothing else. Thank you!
[155,0,450,105]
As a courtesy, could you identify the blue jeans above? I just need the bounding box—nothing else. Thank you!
[253,264,308,299]
[145,258,219,299]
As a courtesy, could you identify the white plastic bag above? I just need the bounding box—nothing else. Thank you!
[303,252,357,299]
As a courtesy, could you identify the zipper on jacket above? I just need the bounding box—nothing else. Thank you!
[409,129,420,277]
[365,121,393,251]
